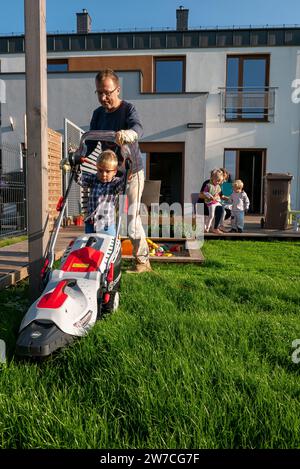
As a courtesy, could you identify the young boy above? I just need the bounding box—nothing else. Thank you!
[78,150,124,236]
[227,179,250,233]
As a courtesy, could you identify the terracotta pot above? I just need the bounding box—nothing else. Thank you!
[74,215,84,226]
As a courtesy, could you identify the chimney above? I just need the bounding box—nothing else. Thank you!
[176,6,189,31]
[76,9,91,34]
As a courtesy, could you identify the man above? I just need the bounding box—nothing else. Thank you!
[88,69,151,273]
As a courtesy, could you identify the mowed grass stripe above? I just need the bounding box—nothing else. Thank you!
[0,240,300,448]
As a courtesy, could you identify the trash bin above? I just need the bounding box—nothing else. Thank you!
[264,173,293,230]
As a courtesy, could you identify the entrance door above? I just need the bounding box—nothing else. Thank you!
[224,149,266,213]
[149,152,182,205]
[140,143,184,206]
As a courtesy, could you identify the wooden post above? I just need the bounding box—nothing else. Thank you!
[24,0,49,300]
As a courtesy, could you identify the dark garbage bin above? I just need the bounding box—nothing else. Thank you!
[264,173,293,230]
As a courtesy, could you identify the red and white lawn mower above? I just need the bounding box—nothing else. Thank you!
[16,131,131,358]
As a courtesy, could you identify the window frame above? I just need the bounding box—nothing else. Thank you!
[225,54,270,122]
[47,59,69,73]
[154,56,186,93]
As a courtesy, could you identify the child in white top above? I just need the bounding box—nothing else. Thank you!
[203,169,224,233]
[227,179,250,233]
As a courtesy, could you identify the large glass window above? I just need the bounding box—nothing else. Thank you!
[155,57,185,93]
[8,37,24,53]
[0,38,8,53]
[54,35,70,51]
[224,150,237,180]
[225,55,270,121]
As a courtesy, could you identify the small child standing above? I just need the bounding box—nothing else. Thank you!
[203,169,224,233]
[228,179,250,233]
[77,150,125,235]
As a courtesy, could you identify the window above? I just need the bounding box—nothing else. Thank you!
[166,33,183,48]
[8,37,24,53]
[155,57,185,93]
[54,35,70,51]
[183,32,199,48]
[87,34,101,50]
[47,60,68,72]
[224,150,237,180]
[285,29,300,45]
[225,54,270,121]
[0,38,8,53]
[71,35,86,51]
[47,36,54,51]
[199,31,216,47]
[233,31,250,47]
[134,33,150,49]
[216,31,233,47]
[118,34,133,49]
[250,30,267,46]
[151,33,167,49]
[102,34,117,49]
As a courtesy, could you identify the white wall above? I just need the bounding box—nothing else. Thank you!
[1,44,300,207]
[0,55,25,73]
[185,47,300,208]
[0,71,207,202]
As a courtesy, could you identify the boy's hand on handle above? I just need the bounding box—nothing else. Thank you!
[59,157,71,172]
[68,144,77,154]
[115,131,124,146]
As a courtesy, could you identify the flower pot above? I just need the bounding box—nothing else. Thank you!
[73,215,84,226]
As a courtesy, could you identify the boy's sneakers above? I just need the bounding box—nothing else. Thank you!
[126,260,152,274]
[229,228,237,233]
[237,228,243,233]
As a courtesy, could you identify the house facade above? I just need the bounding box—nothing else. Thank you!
[1,8,300,212]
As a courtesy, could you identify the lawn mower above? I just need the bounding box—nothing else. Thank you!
[16,130,131,358]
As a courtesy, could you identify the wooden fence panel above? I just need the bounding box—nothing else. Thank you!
[48,128,62,230]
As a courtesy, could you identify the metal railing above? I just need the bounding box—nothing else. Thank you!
[0,142,27,238]
[219,87,277,122]
[64,118,84,218]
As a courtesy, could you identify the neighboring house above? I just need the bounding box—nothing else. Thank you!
[0,7,300,212]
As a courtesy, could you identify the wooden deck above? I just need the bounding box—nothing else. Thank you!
[0,215,299,290]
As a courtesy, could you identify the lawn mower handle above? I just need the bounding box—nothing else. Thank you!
[70,130,132,168]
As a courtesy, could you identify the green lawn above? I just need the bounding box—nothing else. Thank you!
[0,239,300,449]
[0,235,27,248]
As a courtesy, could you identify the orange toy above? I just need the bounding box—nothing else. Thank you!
[121,239,133,255]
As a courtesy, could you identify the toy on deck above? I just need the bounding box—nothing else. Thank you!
[121,238,184,258]
[121,239,133,256]
[146,239,184,257]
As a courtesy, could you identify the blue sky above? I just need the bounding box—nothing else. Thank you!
[0,0,300,35]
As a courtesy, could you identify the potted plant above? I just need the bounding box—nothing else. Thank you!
[73,214,84,226]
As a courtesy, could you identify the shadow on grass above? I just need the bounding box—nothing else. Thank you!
[0,282,30,363]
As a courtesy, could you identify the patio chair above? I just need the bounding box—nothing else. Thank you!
[288,194,300,226]
[191,192,200,214]
[141,180,161,209]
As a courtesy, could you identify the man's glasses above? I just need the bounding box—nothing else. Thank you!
[94,86,118,98]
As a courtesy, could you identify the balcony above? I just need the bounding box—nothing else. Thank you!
[219,87,277,122]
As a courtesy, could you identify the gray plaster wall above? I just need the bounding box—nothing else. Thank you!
[0,71,207,200]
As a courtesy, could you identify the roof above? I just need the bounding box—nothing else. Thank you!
[1,26,300,54]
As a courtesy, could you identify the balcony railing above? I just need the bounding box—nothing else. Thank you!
[219,87,277,122]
